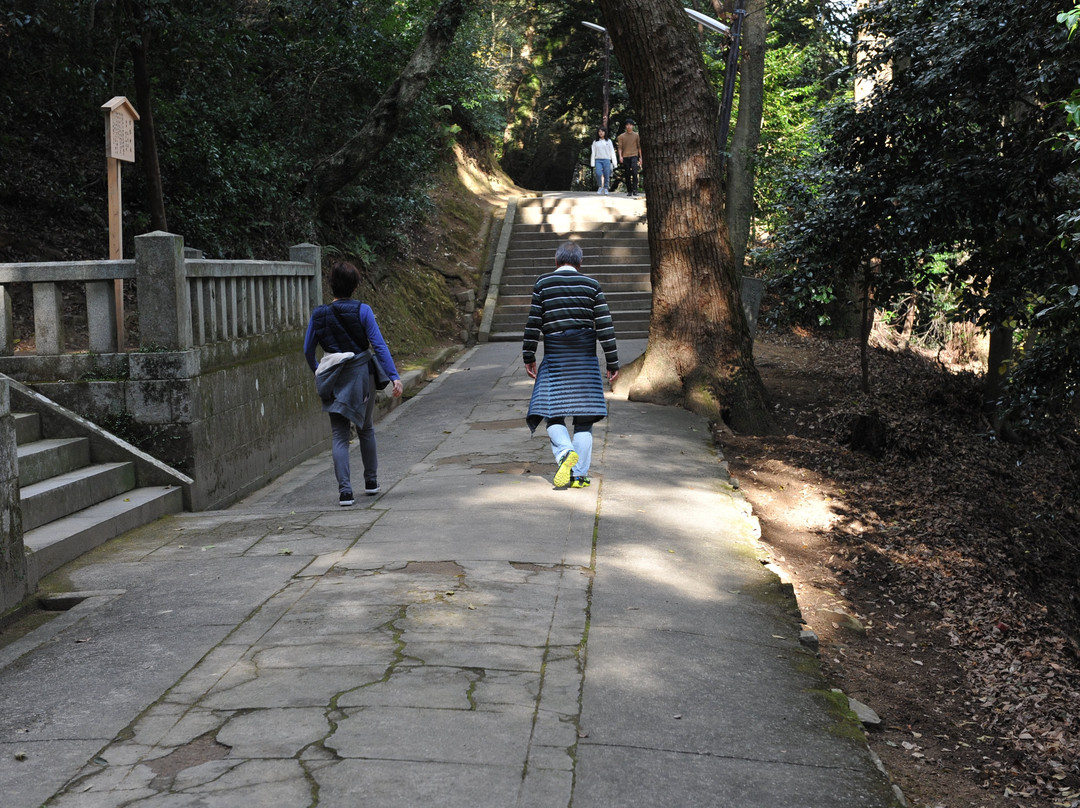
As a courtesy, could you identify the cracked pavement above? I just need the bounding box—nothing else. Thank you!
[0,341,901,807]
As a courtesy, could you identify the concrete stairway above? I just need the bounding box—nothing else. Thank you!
[485,194,652,342]
[14,408,185,581]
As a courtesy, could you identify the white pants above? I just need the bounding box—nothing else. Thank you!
[545,418,594,476]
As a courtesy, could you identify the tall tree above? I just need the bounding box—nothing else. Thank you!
[722,0,766,272]
[595,0,770,432]
[306,0,473,215]
[122,0,167,232]
[767,0,1080,422]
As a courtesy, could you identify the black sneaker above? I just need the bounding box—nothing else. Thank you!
[365,481,381,495]
[340,493,355,507]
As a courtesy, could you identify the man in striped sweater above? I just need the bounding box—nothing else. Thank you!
[523,241,620,489]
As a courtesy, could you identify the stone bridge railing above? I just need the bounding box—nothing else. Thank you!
[0,232,330,511]
[0,232,320,362]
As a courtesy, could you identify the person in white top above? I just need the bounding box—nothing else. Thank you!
[590,127,616,194]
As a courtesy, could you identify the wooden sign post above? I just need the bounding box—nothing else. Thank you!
[101,96,139,350]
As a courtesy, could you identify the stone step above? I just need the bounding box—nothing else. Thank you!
[495,289,654,310]
[515,195,645,212]
[488,322,650,343]
[483,195,653,345]
[494,302,651,319]
[504,259,651,274]
[506,243,650,260]
[494,291,653,314]
[498,266,653,283]
[515,209,649,227]
[508,232,649,245]
[507,241,649,256]
[17,437,91,487]
[493,307,652,330]
[24,486,184,579]
[512,222,648,235]
[14,411,42,444]
[20,461,137,532]
[497,281,653,298]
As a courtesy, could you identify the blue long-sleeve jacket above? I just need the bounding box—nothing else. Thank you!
[303,300,399,380]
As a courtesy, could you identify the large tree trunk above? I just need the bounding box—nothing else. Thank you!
[597,0,770,433]
[131,24,167,232]
[307,0,470,215]
[984,323,1014,415]
[725,0,766,272]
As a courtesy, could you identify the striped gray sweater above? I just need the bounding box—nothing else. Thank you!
[522,267,620,370]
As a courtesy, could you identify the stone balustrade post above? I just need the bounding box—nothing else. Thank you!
[33,282,64,354]
[0,378,27,612]
[135,231,192,351]
[86,280,119,353]
[0,285,13,356]
[291,243,322,313]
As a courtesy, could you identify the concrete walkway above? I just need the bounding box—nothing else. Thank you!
[0,341,901,807]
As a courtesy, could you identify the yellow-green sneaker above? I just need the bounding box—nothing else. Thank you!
[570,476,591,488]
[553,451,579,488]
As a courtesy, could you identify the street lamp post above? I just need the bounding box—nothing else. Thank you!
[685,4,747,173]
[581,21,612,130]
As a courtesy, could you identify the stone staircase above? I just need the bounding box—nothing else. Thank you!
[10,384,188,583]
[482,193,765,345]
[484,194,652,342]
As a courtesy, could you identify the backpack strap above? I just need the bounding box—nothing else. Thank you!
[328,302,370,352]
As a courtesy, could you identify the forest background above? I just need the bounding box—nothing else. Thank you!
[2,1,1080,806]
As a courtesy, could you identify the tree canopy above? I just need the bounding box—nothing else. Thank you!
[0,0,501,258]
[762,0,1080,425]
[2,0,1078,426]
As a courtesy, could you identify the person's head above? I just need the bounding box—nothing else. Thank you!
[555,241,583,269]
[329,261,361,298]
[596,127,608,140]
[624,118,635,132]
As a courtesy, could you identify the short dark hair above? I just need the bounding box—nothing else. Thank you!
[329,261,361,298]
[555,241,582,269]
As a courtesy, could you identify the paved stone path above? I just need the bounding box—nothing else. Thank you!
[0,342,901,807]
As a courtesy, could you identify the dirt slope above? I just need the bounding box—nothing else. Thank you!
[722,332,1080,808]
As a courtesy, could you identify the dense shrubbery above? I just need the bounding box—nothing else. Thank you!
[0,0,503,259]
[758,1,1080,424]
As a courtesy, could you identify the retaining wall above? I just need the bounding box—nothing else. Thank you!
[0,233,329,511]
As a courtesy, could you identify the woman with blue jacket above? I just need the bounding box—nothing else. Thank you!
[303,261,403,505]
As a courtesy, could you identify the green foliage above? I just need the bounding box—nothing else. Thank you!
[761,0,1080,419]
[1004,285,1080,431]
[1056,4,1080,249]
[0,0,505,259]
[754,31,847,247]
[493,0,634,189]
[1058,6,1080,35]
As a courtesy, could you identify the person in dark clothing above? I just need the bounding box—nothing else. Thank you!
[616,118,643,198]
[303,261,402,505]
[523,241,619,489]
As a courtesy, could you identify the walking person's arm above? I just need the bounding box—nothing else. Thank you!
[593,288,619,382]
[359,304,404,398]
[522,280,545,373]
[302,316,320,373]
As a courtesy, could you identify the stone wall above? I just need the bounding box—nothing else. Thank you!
[0,379,28,613]
[1,232,329,513]
[34,332,327,512]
